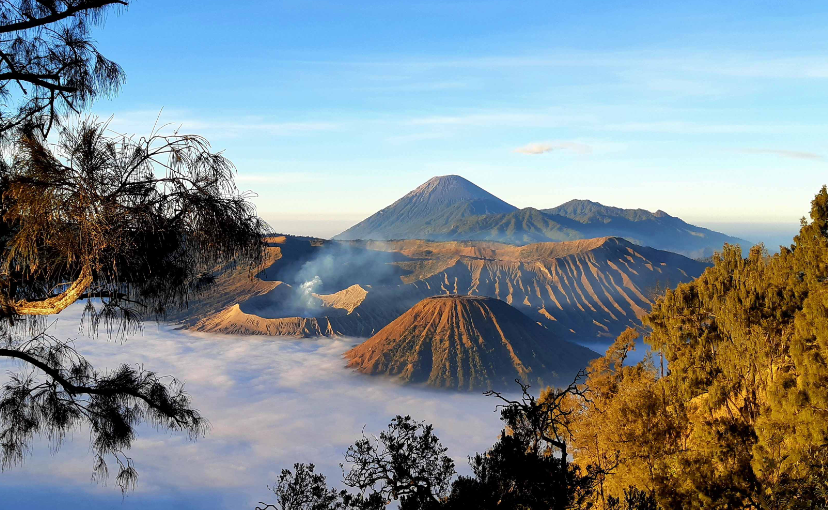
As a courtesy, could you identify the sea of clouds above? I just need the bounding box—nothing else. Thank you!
[0,305,511,510]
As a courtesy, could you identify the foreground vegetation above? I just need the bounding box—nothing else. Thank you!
[269,188,828,509]
[0,0,268,489]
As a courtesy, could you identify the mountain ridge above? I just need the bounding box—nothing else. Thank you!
[335,176,750,258]
[545,198,671,222]
[185,235,708,340]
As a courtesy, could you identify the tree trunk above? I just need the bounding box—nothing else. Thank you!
[5,264,92,316]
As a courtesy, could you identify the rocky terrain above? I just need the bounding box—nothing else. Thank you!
[184,234,708,340]
[344,295,599,390]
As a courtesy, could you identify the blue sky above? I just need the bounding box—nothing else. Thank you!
[89,0,827,239]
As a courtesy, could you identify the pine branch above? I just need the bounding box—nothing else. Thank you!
[0,0,128,34]
[0,71,76,92]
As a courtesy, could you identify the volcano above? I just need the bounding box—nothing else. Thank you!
[344,295,599,391]
[335,175,518,241]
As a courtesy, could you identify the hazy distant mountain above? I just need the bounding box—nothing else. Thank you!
[335,175,517,240]
[344,295,599,390]
[542,200,749,258]
[433,207,583,244]
[335,176,750,258]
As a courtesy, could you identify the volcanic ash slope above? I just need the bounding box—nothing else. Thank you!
[344,295,599,391]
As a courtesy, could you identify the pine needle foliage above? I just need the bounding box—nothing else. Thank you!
[0,0,270,495]
[0,0,128,139]
[0,118,268,490]
[570,186,828,509]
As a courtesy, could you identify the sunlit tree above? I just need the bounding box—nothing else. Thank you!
[569,187,828,508]
[0,118,267,488]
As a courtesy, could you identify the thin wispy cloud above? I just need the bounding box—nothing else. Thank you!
[639,77,724,97]
[283,53,828,81]
[403,111,822,137]
[689,56,828,79]
[360,80,471,92]
[235,172,324,184]
[96,110,339,140]
[408,112,595,128]
[735,148,823,161]
[514,141,592,155]
[386,131,451,143]
[602,121,790,134]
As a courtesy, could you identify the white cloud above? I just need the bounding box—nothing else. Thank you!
[513,141,593,155]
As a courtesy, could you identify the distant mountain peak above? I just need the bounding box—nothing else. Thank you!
[562,198,601,205]
[419,174,466,186]
[546,199,664,222]
[402,175,511,204]
[334,175,516,241]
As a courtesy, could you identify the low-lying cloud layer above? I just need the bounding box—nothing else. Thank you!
[0,306,507,510]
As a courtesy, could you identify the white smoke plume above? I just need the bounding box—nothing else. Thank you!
[298,276,323,309]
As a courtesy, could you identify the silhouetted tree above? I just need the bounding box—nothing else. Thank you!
[442,375,595,510]
[0,118,268,489]
[485,373,589,471]
[444,433,595,510]
[257,463,341,510]
[342,415,455,509]
[262,417,455,510]
[255,462,386,510]
[0,0,129,139]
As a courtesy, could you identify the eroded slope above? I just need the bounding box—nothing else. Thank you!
[186,235,707,339]
[344,295,599,390]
